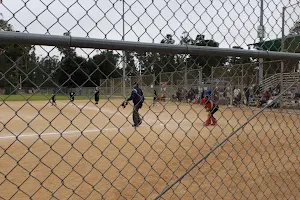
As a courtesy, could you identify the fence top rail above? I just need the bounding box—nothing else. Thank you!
[1,31,300,60]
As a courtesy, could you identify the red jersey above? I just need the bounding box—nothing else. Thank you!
[201,97,214,108]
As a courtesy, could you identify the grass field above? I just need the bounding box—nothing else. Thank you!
[0,94,89,101]
[0,94,157,102]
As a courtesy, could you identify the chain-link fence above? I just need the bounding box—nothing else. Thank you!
[1,0,300,199]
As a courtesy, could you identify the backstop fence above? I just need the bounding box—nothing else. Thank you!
[1,1,300,200]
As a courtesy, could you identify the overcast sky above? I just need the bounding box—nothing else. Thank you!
[0,0,299,57]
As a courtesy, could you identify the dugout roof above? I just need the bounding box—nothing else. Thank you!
[249,35,300,53]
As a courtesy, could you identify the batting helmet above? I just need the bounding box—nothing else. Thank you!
[205,90,212,96]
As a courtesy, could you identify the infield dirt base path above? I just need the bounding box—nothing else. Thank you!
[0,99,299,199]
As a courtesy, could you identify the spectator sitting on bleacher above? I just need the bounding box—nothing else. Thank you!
[249,95,254,102]
[176,88,181,102]
[244,86,250,106]
[187,89,194,103]
[258,90,271,107]
[272,88,278,96]
[287,90,293,99]
[295,84,300,99]
[233,88,241,106]
[268,87,273,94]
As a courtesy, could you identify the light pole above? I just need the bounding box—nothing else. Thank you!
[121,0,126,98]
[280,6,286,109]
[258,0,265,85]
[198,65,202,94]
[280,1,296,108]
[182,31,189,90]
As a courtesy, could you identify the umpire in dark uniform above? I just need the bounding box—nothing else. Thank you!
[126,82,144,127]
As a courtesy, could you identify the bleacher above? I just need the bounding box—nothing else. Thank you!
[261,72,300,108]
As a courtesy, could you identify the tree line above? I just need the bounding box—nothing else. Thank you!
[1,19,299,92]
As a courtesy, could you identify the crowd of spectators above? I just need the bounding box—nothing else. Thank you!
[168,83,300,108]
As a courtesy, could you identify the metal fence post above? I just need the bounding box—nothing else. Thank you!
[258,0,265,85]
[184,61,188,89]
[111,78,113,96]
[171,72,174,95]
[159,72,162,90]
[122,0,126,99]
[280,6,286,109]
[199,66,202,92]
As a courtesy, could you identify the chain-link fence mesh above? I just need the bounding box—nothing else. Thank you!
[1,0,300,199]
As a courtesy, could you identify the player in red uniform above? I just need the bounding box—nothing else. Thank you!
[202,90,219,126]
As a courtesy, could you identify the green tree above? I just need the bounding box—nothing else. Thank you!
[57,31,84,88]
[226,46,256,85]
[0,20,13,31]
[136,52,156,75]
[136,34,178,85]
[85,50,121,87]
[136,33,192,85]
[125,51,137,76]
[180,31,193,45]
[289,20,300,36]
[160,34,175,44]
[189,34,227,79]
[229,46,251,64]
[36,56,60,87]
[0,20,36,93]
[158,34,178,72]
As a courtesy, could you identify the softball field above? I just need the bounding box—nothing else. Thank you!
[0,99,299,199]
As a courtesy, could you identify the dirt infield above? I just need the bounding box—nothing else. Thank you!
[0,99,299,199]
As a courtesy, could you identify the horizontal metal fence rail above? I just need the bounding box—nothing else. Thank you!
[1,31,300,59]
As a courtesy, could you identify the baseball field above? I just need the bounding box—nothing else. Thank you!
[0,99,299,199]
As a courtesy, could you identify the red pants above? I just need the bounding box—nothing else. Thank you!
[205,106,218,126]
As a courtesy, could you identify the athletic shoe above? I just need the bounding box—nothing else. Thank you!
[203,122,210,126]
[132,121,142,127]
[138,121,142,126]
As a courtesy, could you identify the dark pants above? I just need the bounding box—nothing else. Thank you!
[210,105,219,118]
[245,95,249,105]
[153,97,157,104]
[133,105,141,125]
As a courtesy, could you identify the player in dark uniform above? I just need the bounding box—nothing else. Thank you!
[51,90,56,106]
[201,90,219,126]
[153,89,158,106]
[94,87,100,105]
[70,91,75,104]
[125,82,144,127]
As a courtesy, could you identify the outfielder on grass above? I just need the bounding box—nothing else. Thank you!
[122,82,144,128]
[202,90,219,126]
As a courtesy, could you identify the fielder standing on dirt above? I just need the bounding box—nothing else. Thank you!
[153,89,158,106]
[51,90,57,106]
[202,90,219,126]
[94,87,100,105]
[70,91,75,103]
[123,82,144,127]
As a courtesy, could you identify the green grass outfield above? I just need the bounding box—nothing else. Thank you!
[0,94,89,101]
[0,94,156,101]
